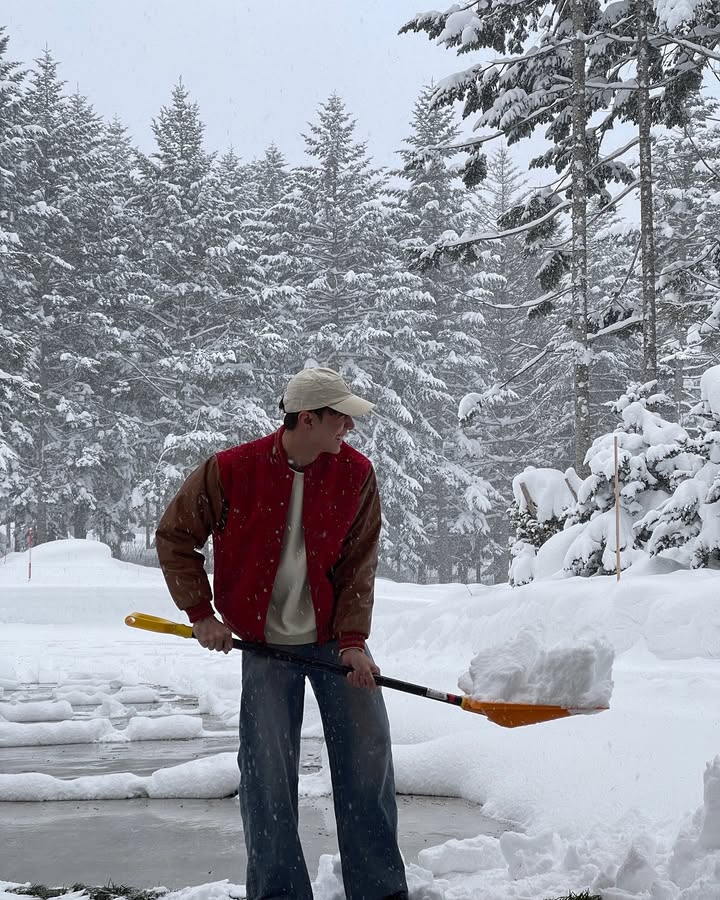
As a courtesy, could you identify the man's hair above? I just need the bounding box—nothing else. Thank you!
[279,399,340,430]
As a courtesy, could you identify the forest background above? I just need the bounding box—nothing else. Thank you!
[1,0,720,584]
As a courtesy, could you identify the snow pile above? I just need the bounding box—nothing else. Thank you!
[107,715,204,742]
[0,714,216,747]
[313,853,445,900]
[0,753,240,802]
[0,538,168,626]
[0,719,115,747]
[457,628,614,708]
[0,538,161,585]
[0,700,73,722]
[512,466,577,521]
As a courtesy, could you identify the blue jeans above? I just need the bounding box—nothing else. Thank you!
[238,641,408,900]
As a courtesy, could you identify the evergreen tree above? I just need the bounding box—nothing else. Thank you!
[250,144,307,362]
[652,95,720,419]
[0,28,35,539]
[463,146,576,576]
[564,382,701,575]
[641,365,720,567]
[10,53,117,543]
[131,82,275,513]
[398,85,502,582]
[401,0,720,458]
[272,94,479,574]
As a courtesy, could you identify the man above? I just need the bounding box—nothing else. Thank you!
[155,367,408,900]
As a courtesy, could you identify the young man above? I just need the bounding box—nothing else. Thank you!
[156,367,408,900]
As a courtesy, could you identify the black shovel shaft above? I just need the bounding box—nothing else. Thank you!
[228,636,463,707]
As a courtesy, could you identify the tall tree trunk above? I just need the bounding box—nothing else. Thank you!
[571,0,591,474]
[674,358,683,423]
[637,0,658,381]
[72,505,88,539]
[436,486,452,583]
[145,499,153,549]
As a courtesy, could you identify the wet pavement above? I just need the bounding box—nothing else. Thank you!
[0,682,514,889]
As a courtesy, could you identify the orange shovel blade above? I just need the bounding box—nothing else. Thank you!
[461,697,608,728]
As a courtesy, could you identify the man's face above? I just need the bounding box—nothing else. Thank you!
[308,409,355,455]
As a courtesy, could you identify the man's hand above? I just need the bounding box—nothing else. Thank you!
[342,648,380,690]
[193,616,233,653]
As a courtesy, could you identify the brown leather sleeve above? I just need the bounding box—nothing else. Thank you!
[331,466,382,646]
[155,455,227,622]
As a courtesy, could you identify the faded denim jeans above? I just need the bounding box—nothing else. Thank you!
[238,641,408,900]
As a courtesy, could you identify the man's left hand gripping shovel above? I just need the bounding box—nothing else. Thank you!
[125,612,608,729]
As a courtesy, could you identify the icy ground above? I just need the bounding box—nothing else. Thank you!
[1,539,720,899]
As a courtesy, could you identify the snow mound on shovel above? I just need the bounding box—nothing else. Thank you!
[458,627,614,708]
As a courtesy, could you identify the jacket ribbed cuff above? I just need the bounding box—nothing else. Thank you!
[338,632,367,653]
[184,601,215,624]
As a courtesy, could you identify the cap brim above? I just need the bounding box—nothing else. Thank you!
[329,395,375,416]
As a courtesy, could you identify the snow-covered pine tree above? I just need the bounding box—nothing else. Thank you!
[641,365,720,567]
[582,0,720,380]
[585,203,643,436]
[10,53,123,544]
[402,0,720,455]
[401,0,637,474]
[209,147,288,418]
[74,117,151,552]
[461,145,576,576]
[652,94,720,419]
[564,382,703,575]
[248,144,307,377]
[274,94,468,575]
[131,81,273,514]
[0,28,36,540]
[397,84,503,582]
[508,465,579,585]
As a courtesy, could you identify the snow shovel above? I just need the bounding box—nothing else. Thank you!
[125,612,608,729]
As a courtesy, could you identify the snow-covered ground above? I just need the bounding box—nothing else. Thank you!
[1,539,720,899]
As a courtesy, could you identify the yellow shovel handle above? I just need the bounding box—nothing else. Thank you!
[125,612,194,639]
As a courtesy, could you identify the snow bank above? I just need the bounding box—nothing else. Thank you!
[0,538,168,626]
[0,751,325,802]
[116,714,203,742]
[0,700,73,722]
[0,753,239,801]
[2,538,720,900]
[0,538,162,585]
[0,714,211,747]
[0,719,114,747]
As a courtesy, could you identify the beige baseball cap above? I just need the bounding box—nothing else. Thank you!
[282,367,375,416]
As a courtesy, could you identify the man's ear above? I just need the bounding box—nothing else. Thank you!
[298,410,314,429]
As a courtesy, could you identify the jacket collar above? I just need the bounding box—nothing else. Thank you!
[270,426,333,475]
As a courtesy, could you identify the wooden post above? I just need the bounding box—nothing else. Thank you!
[564,477,578,502]
[28,525,33,582]
[519,482,537,519]
[614,436,621,581]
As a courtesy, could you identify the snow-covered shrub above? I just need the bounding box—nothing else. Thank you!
[509,466,579,585]
[640,366,720,567]
[564,382,702,576]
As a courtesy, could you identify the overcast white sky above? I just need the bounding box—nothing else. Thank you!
[3,1,464,168]
[3,2,718,196]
